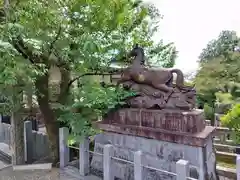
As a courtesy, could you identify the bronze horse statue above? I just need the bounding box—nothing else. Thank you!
[117,44,194,101]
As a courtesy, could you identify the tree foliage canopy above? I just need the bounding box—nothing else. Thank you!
[199,30,239,62]
[195,52,240,92]
[0,0,178,157]
[195,30,240,109]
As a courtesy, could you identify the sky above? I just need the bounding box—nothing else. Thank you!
[145,0,240,73]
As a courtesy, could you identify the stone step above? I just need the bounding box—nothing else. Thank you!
[217,165,236,180]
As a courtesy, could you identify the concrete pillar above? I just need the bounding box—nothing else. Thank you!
[134,151,143,180]
[24,121,33,163]
[197,147,205,180]
[59,127,69,168]
[237,155,240,180]
[79,138,90,176]
[176,159,189,180]
[103,144,114,180]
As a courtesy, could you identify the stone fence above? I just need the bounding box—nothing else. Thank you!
[0,121,50,163]
[59,127,199,180]
[206,119,234,145]
[59,124,239,180]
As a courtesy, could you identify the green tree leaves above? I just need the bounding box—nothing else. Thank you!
[0,0,177,143]
[58,81,135,139]
[199,30,239,62]
[221,104,240,144]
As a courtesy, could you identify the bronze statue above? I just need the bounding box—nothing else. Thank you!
[117,44,196,110]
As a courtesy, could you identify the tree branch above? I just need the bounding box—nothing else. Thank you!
[67,72,120,89]
[48,26,62,57]
[11,36,41,64]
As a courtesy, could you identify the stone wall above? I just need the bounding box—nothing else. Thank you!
[0,121,50,162]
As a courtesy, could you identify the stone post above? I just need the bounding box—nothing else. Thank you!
[79,137,90,176]
[0,114,2,142]
[134,151,143,180]
[197,147,205,180]
[237,155,240,180]
[176,159,189,180]
[24,121,33,163]
[59,127,69,168]
[103,144,114,180]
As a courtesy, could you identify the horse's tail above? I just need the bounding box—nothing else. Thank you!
[170,69,195,89]
[169,69,185,88]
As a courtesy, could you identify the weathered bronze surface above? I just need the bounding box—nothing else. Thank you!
[117,44,196,110]
[95,45,212,143]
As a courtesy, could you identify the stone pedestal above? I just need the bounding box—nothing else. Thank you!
[104,108,206,133]
[91,108,217,180]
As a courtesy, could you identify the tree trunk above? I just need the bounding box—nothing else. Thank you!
[11,108,25,165]
[35,73,59,164]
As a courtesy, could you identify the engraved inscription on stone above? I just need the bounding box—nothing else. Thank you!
[141,111,154,127]
[130,110,139,126]
[154,112,164,128]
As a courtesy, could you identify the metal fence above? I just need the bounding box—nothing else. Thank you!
[59,127,197,180]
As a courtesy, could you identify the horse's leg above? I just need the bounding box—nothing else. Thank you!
[152,84,173,101]
[116,74,131,88]
[116,77,129,87]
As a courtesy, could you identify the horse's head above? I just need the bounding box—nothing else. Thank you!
[128,44,145,65]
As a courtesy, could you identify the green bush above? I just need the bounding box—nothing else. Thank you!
[215,92,234,104]
[221,104,240,144]
[196,91,216,109]
[204,103,214,121]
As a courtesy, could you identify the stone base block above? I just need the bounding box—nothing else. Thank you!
[90,132,217,180]
[94,122,215,147]
[104,108,206,133]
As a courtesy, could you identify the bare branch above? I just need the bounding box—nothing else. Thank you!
[58,71,121,98]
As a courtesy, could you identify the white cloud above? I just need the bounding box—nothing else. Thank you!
[145,0,240,73]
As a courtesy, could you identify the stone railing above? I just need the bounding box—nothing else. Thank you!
[205,120,234,145]
[205,119,238,179]
[59,127,201,180]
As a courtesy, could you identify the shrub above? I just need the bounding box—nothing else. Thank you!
[204,103,214,121]
[221,104,240,144]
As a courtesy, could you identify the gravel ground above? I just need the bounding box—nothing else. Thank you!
[0,166,101,180]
